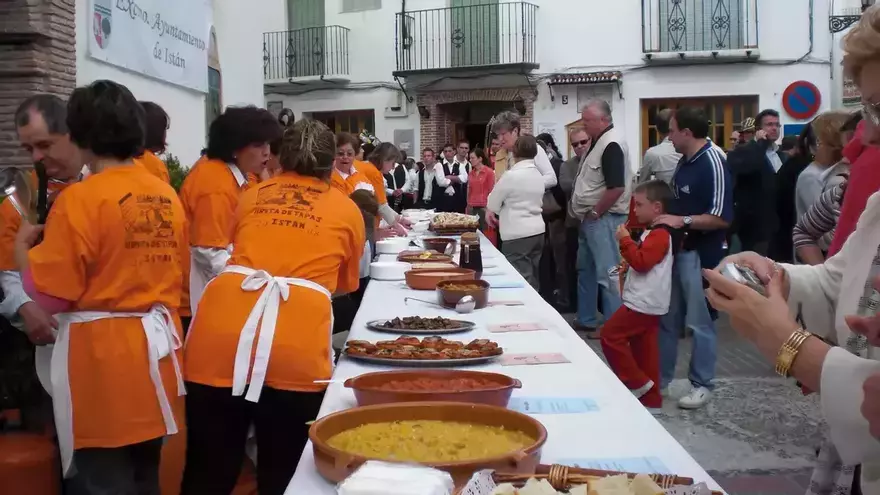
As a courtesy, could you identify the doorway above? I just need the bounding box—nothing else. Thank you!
[639,96,759,154]
[454,123,491,151]
[286,0,325,77]
[450,0,499,68]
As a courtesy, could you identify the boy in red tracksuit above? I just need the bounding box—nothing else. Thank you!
[600,180,677,410]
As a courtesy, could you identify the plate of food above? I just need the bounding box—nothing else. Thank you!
[343,336,503,366]
[430,212,480,234]
[397,250,454,263]
[366,316,476,334]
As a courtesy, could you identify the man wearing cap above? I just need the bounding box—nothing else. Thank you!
[727,110,787,255]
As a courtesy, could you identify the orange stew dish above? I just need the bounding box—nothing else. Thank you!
[373,377,501,392]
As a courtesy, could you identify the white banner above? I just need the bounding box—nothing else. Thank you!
[89,0,211,93]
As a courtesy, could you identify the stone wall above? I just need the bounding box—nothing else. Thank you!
[0,0,76,168]
[416,88,535,152]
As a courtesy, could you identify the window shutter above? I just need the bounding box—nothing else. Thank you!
[342,0,381,13]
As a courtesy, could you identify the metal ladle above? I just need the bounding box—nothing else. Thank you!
[404,295,476,314]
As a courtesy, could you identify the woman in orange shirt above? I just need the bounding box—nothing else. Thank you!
[134,101,172,183]
[181,119,365,495]
[15,80,188,493]
[178,107,281,325]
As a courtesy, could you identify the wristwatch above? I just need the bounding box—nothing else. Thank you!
[682,215,693,228]
[775,327,813,377]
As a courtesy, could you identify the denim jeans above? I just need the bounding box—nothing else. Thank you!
[659,250,717,390]
[576,213,626,327]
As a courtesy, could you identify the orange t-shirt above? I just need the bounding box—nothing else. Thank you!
[135,151,171,183]
[0,174,75,271]
[184,172,365,392]
[178,158,249,316]
[27,165,188,449]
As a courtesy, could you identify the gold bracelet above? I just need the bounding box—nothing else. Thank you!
[775,327,812,378]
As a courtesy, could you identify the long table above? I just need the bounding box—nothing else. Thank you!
[285,235,723,493]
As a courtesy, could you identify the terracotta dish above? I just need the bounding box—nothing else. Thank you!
[437,279,490,309]
[422,237,457,254]
[344,370,522,407]
[397,251,454,263]
[405,268,476,290]
[309,401,546,484]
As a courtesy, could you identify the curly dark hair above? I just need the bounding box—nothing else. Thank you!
[336,132,361,152]
[67,80,145,160]
[368,142,400,171]
[140,101,169,153]
[279,119,336,179]
[206,106,282,163]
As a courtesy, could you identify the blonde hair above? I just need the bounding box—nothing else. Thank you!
[279,118,336,179]
[811,110,852,161]
[843,4,880,82]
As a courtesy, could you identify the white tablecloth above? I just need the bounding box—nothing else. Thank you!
[285,234,723,494]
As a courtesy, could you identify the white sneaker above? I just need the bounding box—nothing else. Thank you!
[678,386,712,409]
[631,380,654,399]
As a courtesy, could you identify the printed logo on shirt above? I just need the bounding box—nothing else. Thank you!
[680,185,690,194]
[118,192,178,262]
[252,182,325,232]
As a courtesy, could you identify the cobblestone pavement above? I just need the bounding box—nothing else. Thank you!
[571,313,825,495]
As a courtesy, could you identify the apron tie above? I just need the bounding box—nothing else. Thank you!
[47,305,184,477]
[222,265,332,403]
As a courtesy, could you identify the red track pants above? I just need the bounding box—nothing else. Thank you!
[600,305,662,408]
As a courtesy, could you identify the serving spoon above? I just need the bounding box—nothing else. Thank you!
[404,295,476,314]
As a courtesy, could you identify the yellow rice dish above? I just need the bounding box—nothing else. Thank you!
[326,420,535,462]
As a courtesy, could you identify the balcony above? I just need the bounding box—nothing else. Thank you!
[642,0,759,62]
[394,2,539,76]
[263,26,350,83]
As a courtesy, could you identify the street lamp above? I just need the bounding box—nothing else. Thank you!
[830,0,875,33]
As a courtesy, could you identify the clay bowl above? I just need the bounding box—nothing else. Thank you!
[436,279,490,310]
[309,401,546,485]
[405,268,476,290]
[422,237,457,255]
[344,370,522,407]
[398,251,454,263]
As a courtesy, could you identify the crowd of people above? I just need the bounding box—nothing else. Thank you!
[3,5,880,495]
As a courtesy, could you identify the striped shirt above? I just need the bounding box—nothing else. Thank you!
[792,179,847,252]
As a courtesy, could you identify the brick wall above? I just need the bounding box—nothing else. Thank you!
[416,87,535,153]
[0,0,77,168]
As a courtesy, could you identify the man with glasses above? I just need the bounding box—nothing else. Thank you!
[555,128,591,312]
[727,109,787,255]
[640,108,680,185]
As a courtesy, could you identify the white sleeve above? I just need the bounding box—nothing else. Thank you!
[459,164,469,184]
[192,247,231,280]
[0,270,31,320]
[434,163,451,187]
[486,176,508,214]
[378,203,399,225]
[534,151,558,189]
[821,347,880,464]
[401,171,414,193]
[639,151,656,183]
[384,176,394,196]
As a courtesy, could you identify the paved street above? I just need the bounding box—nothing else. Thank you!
[574,314,825,495]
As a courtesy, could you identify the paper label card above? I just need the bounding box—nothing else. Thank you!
[508,397,599,414]
[555,456,672,475]
[488,322,547,333]
[488,300,525,307]
[501,353,570,366]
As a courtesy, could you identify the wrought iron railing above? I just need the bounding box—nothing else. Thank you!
[263,26,350,80]
[642,0,758,53]
[394,2,538,74]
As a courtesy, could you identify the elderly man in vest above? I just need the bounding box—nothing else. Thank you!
[569,99,632,339]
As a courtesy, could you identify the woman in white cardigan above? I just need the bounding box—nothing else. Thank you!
[486,135,546,289]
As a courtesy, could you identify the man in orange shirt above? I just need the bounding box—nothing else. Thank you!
[134,101,172,183]
[0,95,83,347]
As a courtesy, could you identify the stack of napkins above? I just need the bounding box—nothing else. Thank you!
[337,461,454,495]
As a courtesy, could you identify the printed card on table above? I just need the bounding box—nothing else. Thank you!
[488,322,547,333]
[487,300,525,307]
[501,352,570,366]
[507,397,599,414]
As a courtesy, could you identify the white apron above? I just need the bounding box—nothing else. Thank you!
[189,164,247,314]
[222,265,333,402]
[38,305,184,477]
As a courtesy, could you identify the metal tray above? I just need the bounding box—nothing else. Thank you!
[344,352,501,367]
[366,319,476,335]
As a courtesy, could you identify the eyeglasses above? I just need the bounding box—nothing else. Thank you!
[863,101,880,127]
[572,139,590,148]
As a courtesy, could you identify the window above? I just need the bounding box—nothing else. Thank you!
[312,110,375,134]
[639,97,758,155]
[341,0,381,13]
[658,0,745,52]
[206,29,222,138]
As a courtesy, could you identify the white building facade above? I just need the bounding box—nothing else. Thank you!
[262,0,861,163]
